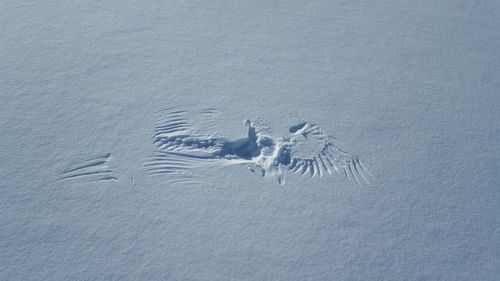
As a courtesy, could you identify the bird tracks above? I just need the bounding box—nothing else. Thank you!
[58,107,370,186]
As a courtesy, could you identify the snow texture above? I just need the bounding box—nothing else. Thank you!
[1,1,499,280]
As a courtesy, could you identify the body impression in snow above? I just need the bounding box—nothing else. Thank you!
[143,107,369,185]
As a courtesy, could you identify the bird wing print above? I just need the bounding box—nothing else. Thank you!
[285,121,370,186]
[143,107,370,186]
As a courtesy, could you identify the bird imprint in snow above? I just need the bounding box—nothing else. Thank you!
[145,107,370,185]
[58,153,118,182]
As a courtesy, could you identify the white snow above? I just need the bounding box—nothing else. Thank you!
[1,1,499,280]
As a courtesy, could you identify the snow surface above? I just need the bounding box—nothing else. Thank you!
[1,1,499,280]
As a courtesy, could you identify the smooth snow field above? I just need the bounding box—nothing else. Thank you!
[1,1,499,280]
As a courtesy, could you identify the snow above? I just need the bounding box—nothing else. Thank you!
[1,1,499,280]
